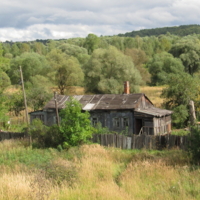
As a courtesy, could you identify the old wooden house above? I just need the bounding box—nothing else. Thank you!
[30,82,172,136]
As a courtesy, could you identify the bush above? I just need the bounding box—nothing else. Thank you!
[94,122,110,134]
[59,98,93,147]
[29,119,62,148]
[188,126,200,164]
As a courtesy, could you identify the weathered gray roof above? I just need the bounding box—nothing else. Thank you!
[44,93,147,110]
[135,107,173,117]
[43,93,172,117]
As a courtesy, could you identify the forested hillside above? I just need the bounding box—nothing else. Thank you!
[1,27,200,129]
[118,24,200,37]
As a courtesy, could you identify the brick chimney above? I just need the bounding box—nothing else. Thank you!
[124,81,130,94]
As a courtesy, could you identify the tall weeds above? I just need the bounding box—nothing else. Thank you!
[0,140,199,200]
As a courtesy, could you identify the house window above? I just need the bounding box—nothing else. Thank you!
[122,118,129,127]
[114,118,120,128]
[92,117,98,126]
[33,114,44,121]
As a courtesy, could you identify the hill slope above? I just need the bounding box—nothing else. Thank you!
[118,24,200,37]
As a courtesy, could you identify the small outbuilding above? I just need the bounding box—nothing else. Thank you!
[30,82,173,136]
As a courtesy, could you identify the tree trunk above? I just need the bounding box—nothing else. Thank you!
[189,100,196,126]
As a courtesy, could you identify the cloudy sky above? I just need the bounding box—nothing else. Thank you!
[0,0,200,42]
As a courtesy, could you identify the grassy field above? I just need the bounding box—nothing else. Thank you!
[0,139,199,200]
[140,86,165,107]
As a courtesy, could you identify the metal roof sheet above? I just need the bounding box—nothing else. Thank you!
[43,93,172,116]
[44,93,144,110]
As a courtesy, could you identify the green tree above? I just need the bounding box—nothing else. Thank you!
[170,39,200,76]
[147,52,184,85]
[158,35,172,52]
[0,93,9,126]
[46,49,84,94]
[20,43,31,54]
[59,98,93,147]
[58,43,89,64]
[10,43,20,57]
[161,73,200,128]
[0,43,11,91]
[29,119,63,148]
[55,57,84,95]
[32,42,46,55]
[59,43,88,56]
[26,75,52,111]
[0,43,10,72]
[109,36,125,51]
[0,70,11,90]
[124,48,150,85]
[7,91,24,116]
[9,52,49,85]
[188,126,200,164]
[84,46,141,94]
[2,43,11,55]
[84,34,100,55]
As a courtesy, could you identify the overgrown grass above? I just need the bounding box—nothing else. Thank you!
[0,140,199,200]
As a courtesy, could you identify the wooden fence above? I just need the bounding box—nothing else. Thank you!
[0,131,26,141]
[92,134,189,150]
[0,131,190,150]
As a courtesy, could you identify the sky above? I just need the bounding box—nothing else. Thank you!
[0,0,200,42]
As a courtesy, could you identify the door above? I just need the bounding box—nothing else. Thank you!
[135,118,143,135]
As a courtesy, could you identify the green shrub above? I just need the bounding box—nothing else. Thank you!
[94,122,110,134]
[59,98,93,147]
[188,126,200,164]
[29,119,62,148]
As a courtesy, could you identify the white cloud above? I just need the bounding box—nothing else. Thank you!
[0,0,200,41]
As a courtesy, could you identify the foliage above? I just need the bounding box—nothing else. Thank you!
[161,73,200,128]
[26,87,52,111]
[171,129,189,136]
[10,43,20,57]
[171,105,189,128]
[0,70,11,90]
[6,90,24,116]
[0,93,9,125]
[55,57,84,95]
[29,118,49,148]
[59,98,93,147]
[46,49,84,94]
[118,24,200,37]
[188,126,200,164]
[9,52,49,85]
[124,48,150,85]
[59,43,88,56]
[94,122,110,134]
[170,39,200,76]
[84,46,141,94]
[26,75,52,111]
[147,52,184,85]
[0,43,10,72]
[29,119,62,148]
[84,33,100,54]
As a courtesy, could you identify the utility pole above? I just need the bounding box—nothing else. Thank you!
[54,92,60,126]
[19,66,31,144]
